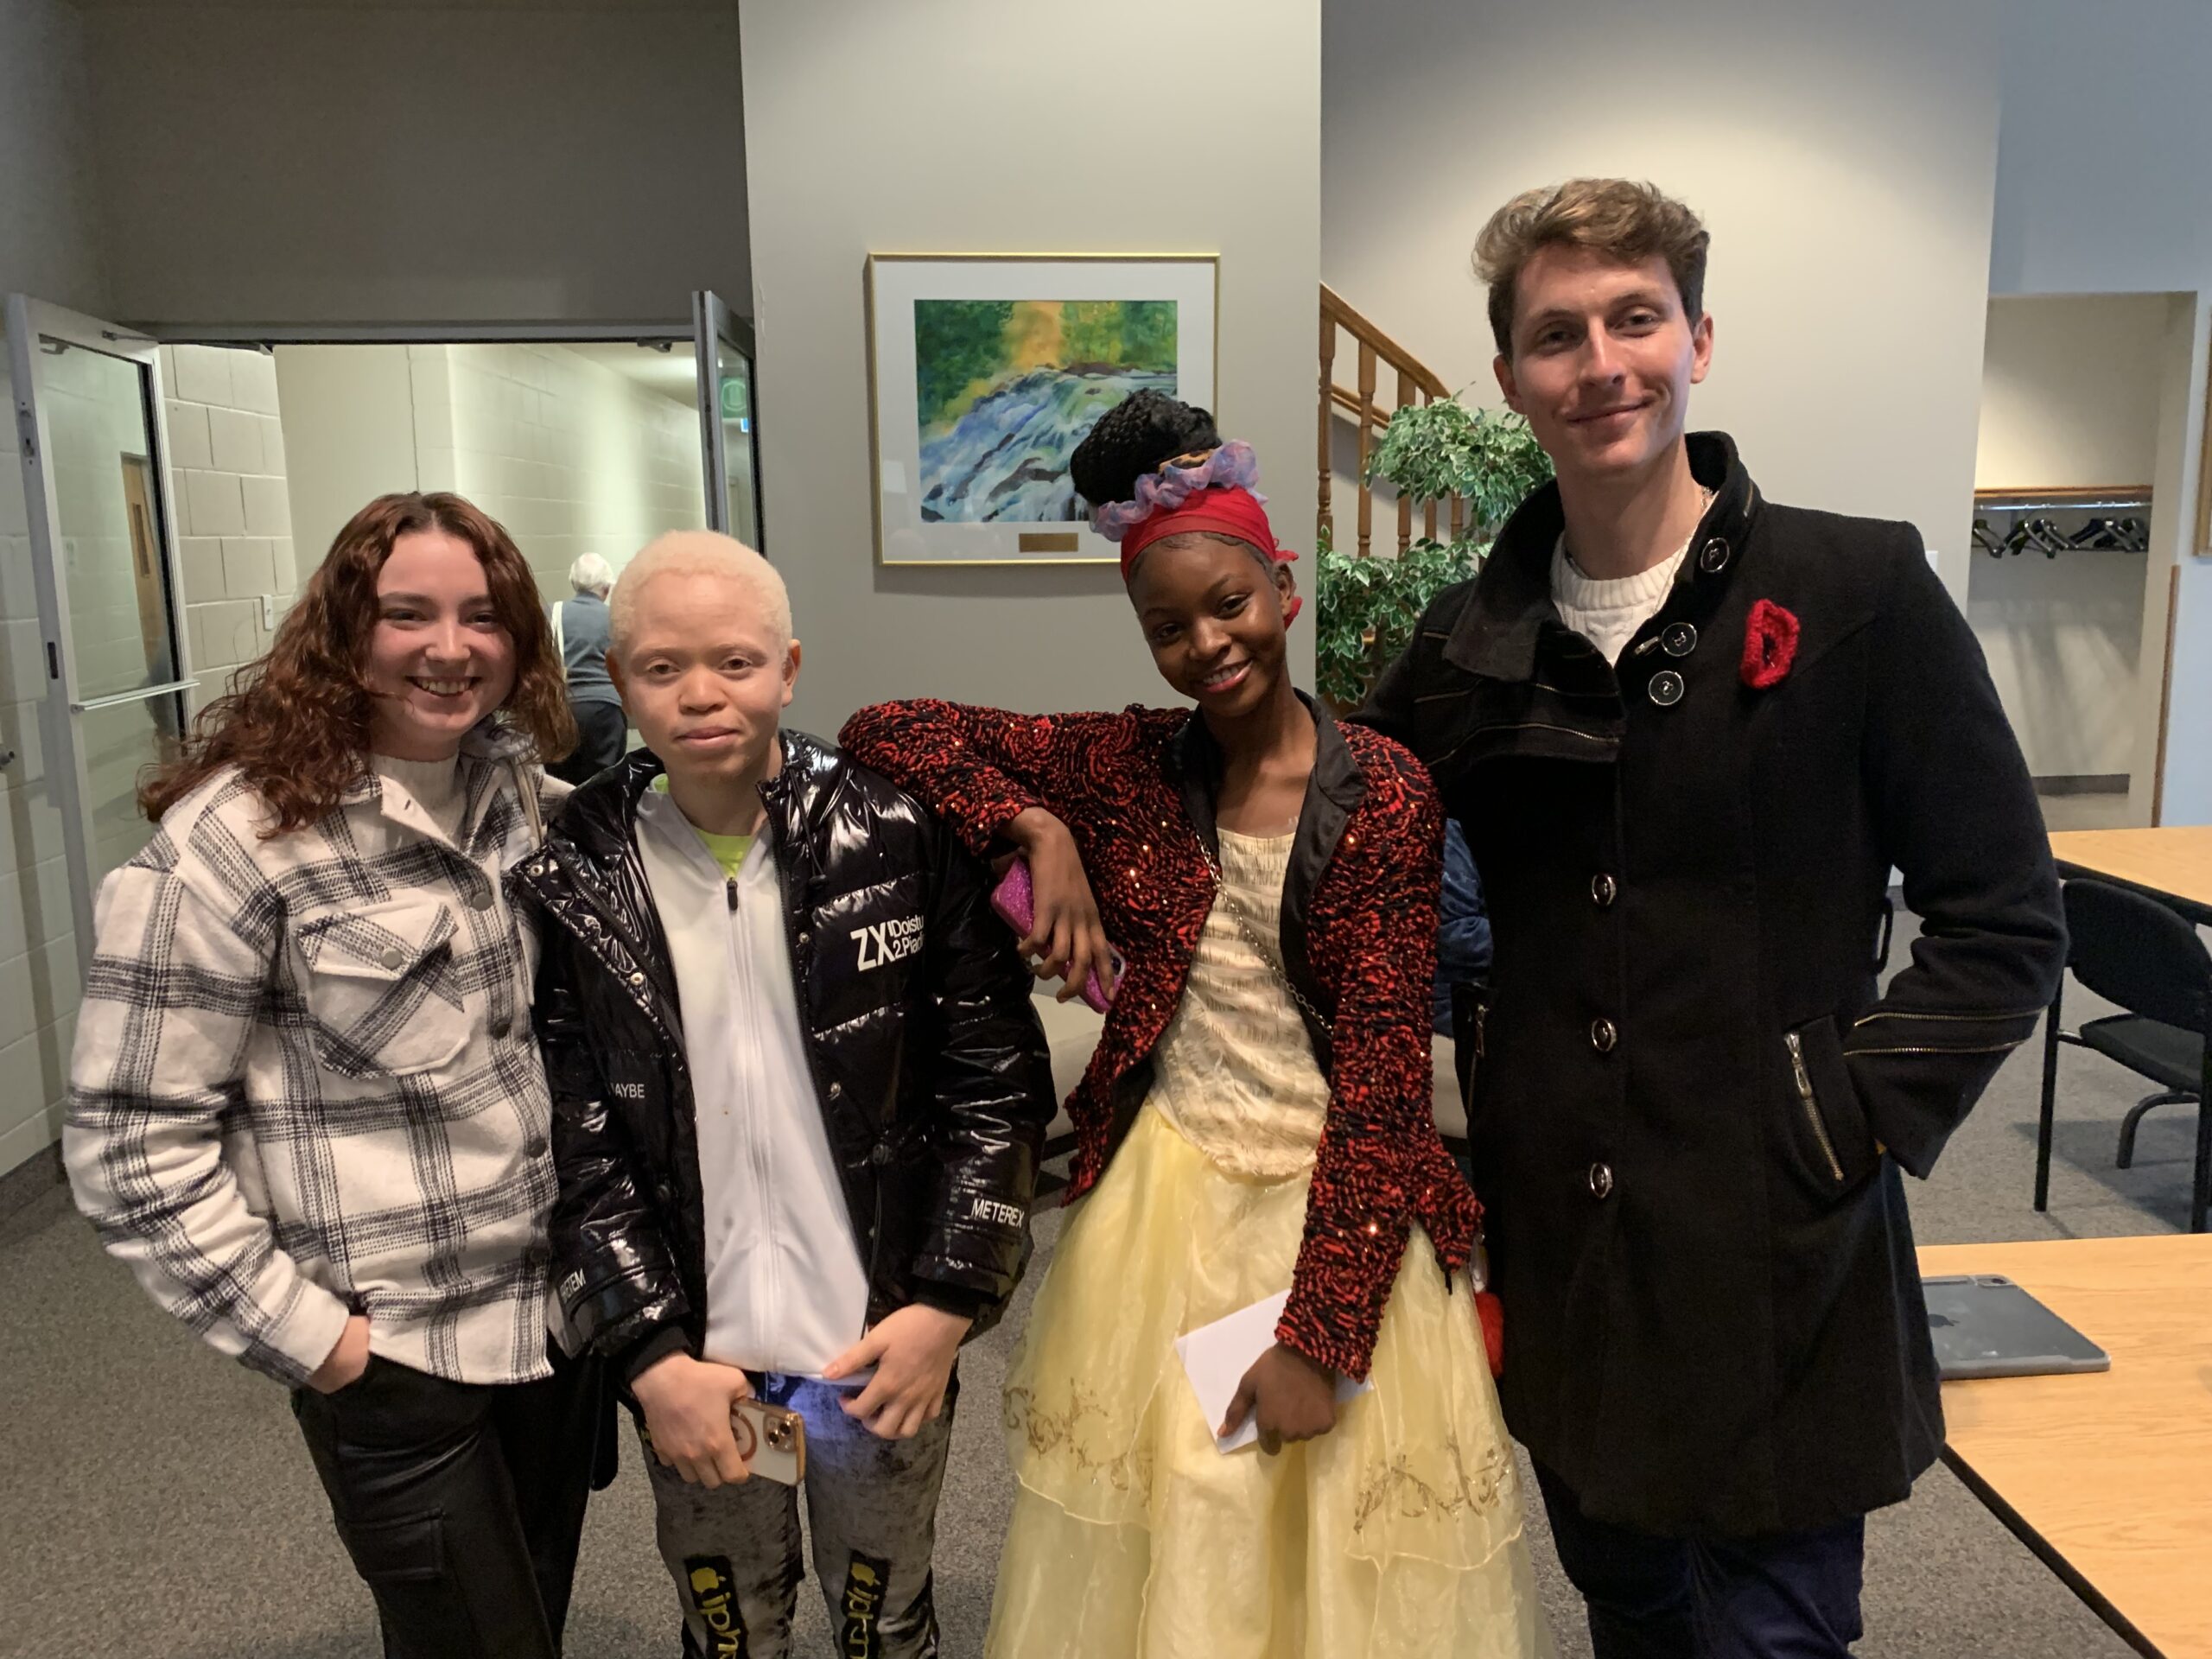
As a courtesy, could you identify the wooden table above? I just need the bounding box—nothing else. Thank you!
[1919,1235,2212,1658]
[2050,826,2212,925]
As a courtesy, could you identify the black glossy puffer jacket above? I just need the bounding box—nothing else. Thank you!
[515,736,1053,1378]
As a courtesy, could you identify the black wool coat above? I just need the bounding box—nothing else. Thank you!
[1357,432,2066,1538]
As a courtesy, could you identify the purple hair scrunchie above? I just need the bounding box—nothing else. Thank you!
[1087,440,1266,543]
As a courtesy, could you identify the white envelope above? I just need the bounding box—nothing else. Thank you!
[1174,1289,1374,1454]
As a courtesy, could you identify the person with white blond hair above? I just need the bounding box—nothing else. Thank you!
[516,531,1052,1657]
[547,550,626,783]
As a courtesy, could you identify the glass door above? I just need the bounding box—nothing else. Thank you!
[693,290,762,548]
[6,296,195,961]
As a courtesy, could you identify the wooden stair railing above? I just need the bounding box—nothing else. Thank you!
[1319,283,1467,557]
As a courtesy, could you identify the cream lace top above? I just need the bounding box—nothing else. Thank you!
[1148,826,1332,1179]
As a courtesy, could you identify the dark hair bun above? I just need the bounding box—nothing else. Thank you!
[1069,390,1220,509]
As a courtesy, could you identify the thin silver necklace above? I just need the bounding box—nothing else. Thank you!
[1563,483,1716,579]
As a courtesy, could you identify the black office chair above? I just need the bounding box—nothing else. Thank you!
[2036,877,2212,1233]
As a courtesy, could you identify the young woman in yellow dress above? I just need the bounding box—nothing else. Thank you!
[841,392,1552,1659]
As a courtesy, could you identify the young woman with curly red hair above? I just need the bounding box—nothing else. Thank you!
[67,493,602,1659]
[841,394,1549,1659]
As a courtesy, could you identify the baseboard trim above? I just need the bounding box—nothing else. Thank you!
[2032,773,2129,798]
[0,1141,63,1223]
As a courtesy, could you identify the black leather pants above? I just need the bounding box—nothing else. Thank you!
[293,1344,602,1658]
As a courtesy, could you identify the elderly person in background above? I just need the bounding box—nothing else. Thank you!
[549,551,627,784]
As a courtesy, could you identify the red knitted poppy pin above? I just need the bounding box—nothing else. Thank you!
[1740,599,1801,689]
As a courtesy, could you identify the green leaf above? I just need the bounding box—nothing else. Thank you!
[1363,401,1552,542]
[1319,397,1549,707]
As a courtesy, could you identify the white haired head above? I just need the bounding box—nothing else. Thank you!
[568,551,614,597]
[609,531,791,655]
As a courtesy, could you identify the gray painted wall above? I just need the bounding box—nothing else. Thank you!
[739,0,1321,737]
[1323,0,2003,603]
[75,2,750,326]
[1991,0,2212,825]
[1991,0,2212,298]
[0,0,109,312]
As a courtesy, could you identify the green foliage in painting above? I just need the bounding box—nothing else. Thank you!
[1314,401,1554,710]
[1059,301,1178,373]
[913,299,1179,430]
[914,300,1016,429]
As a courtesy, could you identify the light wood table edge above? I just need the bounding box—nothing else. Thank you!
[1920,1236,2212,1659]
[1931,1445,2164,1659]
[2048,827,2212,925]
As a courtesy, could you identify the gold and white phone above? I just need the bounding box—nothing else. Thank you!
[732,1396,806,1485]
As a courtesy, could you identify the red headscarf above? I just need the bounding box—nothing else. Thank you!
[1091,439,1301,624]
[1117,484,1286,581]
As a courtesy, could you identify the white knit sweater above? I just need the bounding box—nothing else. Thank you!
[1551,532,1694,666]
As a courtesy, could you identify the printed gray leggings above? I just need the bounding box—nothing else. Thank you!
[641,1371,956,1659]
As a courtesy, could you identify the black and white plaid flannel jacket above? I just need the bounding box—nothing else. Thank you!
[65,741,568,1388]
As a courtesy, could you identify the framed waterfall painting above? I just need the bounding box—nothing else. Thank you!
[865,253,1219,565]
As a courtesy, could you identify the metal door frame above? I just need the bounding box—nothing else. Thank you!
[6,295,197,961]
[693,290,764,547]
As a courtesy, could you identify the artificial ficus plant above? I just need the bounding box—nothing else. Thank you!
[1314,399,1553,710]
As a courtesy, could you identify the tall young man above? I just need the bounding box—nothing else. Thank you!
[1357,181,2066,1656]
[518,531,1053,1658]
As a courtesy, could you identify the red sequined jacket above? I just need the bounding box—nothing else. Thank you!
[838,694,1480,1380]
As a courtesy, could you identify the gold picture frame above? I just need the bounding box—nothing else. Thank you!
[863,252,1221,567]
[2198,322,2212,557]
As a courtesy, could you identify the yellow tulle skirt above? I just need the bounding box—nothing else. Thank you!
[986,1104,1554,1659]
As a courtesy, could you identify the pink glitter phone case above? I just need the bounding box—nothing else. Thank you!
[989,857,1123,1014]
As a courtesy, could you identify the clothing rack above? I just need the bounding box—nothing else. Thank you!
[1973,486,2152,559]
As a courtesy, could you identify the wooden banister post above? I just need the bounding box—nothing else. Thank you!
[1319,283,1465,557]
[1357,341,1376,559]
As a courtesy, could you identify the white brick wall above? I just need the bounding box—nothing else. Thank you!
[281,341,707,598]
[165,343,296,695]
[429,343,705,598]
[0,340,292,1179]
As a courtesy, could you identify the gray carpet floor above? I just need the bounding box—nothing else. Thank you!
[1,911,2196,1658]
